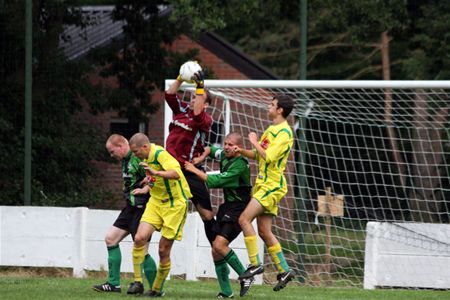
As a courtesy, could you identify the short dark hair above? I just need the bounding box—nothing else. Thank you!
[274,93,294,118]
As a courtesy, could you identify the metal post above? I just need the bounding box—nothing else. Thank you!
[294,0,308,283]
[299,0,307,80]
[24,0,32,205]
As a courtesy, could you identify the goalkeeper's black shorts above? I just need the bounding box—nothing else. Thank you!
[183,168,212,211]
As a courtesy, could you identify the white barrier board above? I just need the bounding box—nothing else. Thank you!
[364,222,450,289]
[0,206,263,284]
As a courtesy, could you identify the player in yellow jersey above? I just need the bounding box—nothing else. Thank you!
[129,133,192,297]
[234,93,296,291]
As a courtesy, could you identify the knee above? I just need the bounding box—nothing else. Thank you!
[211,248,219,260]
[134,233,147,247]
[104,235,115,247]
[239,214,249,227]
[212,240,223,254]
[158,245,170,260]
[201,209,214,221]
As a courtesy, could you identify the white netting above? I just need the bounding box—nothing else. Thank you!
[172,80,450,287]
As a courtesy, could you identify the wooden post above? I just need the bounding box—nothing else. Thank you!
[317,187,344,285]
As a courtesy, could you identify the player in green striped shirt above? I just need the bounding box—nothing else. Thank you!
[185,132,255,298]
[93,134,156,295]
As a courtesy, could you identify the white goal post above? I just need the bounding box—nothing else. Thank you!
[164,80,450,288]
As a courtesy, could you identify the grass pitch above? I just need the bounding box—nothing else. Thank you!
[0,269,448,300]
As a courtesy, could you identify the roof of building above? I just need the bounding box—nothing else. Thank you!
[59,6,277,80]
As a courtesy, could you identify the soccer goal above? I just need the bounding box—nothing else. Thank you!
[165,80,450,288]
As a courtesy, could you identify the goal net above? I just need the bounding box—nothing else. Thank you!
[167,80,450,288]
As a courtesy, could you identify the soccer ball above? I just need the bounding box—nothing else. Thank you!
[179,61,202,82]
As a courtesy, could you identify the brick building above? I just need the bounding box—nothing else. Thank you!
[60,6,276,207]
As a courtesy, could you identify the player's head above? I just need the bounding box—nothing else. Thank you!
[269,93,294,120]
[224,132,243,158]
[129,133,151,160]
[106,134,129,160]
[188,89,212,111]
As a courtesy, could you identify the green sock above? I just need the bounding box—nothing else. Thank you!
[214,259,233,297]
[268,243,290,273]
[107,245,121,286]
[223,249,246,275]
[143,254,157,288]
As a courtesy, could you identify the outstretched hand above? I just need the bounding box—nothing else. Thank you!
[192,70,205,89]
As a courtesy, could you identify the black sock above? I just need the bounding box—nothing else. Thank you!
[203,218,217,245]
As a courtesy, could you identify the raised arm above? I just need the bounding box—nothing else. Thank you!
[234,145,256,160]
[192,71,206,116]
[166,77,183,95]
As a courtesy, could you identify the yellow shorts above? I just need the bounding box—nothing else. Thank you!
[140,198,188,241]
[252,183,287,216]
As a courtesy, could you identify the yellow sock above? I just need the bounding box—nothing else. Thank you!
[244,235,260,266]
[152,261,171,292]
[268,243,289,273]
[132,245,145,283]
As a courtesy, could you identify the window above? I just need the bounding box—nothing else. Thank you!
[110,118,146,139]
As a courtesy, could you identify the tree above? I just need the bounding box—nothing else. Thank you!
[87,1,207,123]
[0,1,105,206]
[215,0,450,221]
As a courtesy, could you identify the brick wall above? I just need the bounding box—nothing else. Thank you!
[82,35,250,208]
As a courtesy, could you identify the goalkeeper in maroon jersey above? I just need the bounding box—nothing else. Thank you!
[185,132,254,298]
[165,65,217,245]
[92,134,156,295]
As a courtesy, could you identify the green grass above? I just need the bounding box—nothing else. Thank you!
[0,273,448,300]
[280,227,367,284]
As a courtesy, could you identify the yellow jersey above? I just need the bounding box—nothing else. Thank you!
[145,144,192,206]
[254,121,293,188]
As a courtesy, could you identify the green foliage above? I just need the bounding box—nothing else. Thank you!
[0,0,105,207]
[169,0,264,35]
[88,1,199,122]
[0,1,218,207]
[402,1,450,79]
[213,0,449,80]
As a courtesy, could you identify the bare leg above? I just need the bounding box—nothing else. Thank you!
[239,198,264,237]
[256,214,278,246]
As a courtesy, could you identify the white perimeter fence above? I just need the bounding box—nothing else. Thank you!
[0,206,263,284]
[364,222,450,289]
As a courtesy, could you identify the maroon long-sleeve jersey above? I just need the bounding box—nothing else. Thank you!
[165,92,212,166]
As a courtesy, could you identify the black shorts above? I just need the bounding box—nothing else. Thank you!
[183,168,212,211]
[113,202,146,241]
[213,201,248,242]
